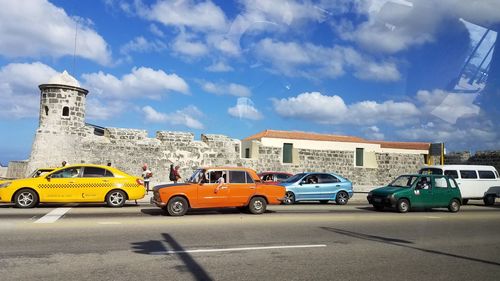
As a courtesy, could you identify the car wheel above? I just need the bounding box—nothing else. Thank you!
[283,191,295,205]
[483,195,495,206]
[396,199,410,213]
[335,191,349,205]
[374,205,384,211]
[462,199,469,205]
[14,189,38,208]
[248,197,267,214]
[166,196,188,216]
[319,200,329,204]
[448,199,460,213]
[106,190,126,207]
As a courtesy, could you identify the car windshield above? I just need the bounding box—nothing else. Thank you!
[388,176,419,188]
[419,168,443,175]
[281,173,306,183]
[28,169,52,178]
[187,169,205,183]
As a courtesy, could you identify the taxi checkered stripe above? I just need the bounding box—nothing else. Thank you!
[39,183,113,189]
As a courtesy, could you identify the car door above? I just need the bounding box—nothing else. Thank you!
[432,176,452,207]
[296,174,324,200]
[317,173,342,200]
[197,169,229,208]
[226,170,256,206]
[39,166,85,202]
[411,176,433,208]
[79,166,115,202]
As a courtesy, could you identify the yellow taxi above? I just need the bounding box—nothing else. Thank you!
[0,164,145,208]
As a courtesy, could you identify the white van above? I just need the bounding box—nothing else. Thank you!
[419,165,500,205]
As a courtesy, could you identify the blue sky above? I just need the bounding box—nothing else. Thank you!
[1,0,499,165]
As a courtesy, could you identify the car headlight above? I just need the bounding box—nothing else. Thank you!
[0,182,12,188]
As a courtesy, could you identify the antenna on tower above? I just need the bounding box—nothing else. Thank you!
[72,17,79,75]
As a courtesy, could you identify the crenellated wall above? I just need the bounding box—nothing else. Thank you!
[446,151,500,172]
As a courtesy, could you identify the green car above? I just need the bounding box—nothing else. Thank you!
[367,174,462,213]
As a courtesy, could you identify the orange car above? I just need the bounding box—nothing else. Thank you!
[151,167,286,216]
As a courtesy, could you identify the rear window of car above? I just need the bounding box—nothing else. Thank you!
[478,170,496,179]
[317,174,340,183]
[444,170,459,178]
[230,171,253,183]
[449,178,459,188]
[434,177,448,188]
[276,173,290,181]
[460,170,478,179]
[82,167,114,177]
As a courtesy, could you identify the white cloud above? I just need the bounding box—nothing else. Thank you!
[205,61,234,72]
[201,81,251,97]
[363,126,385,140]
[86,99,126,120]
[143,0,228,32]
[149,23,165,37]
[172,32,209,57]
[142,105,204,129]
[416,89,480,124]
[255,38,400,81]
[0,0,111,65]
[82,67,189,99]
[228,98,263,120]
[120,36,166,55]
[0,62,58,118]
[272,91,419,126]
[339,0,500,54]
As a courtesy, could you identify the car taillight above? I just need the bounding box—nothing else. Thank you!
[136,179,144,186]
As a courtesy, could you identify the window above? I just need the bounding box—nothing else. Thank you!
[419,168,443,175]
[276,173,290,181]
[460,170,478,179]
[434,177,448,188]
[44,106,49,116]
[82,167,113,178]
[245,148,250,158]
[317,173,340,183]
[355,148,364,166]
[478,170,496,179]
[444,170,459,178]
[449,179,459,189]
[246,172,254,183]
[229,170,247,183]
[62,106,69,117]
[283,143,293,163]
[51,167,81,178]
[207,170,225,184]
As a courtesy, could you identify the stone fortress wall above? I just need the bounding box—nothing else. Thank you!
[7,71,429,187]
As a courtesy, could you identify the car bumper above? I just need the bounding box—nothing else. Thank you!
[367,195,396,207]
[150,197,167,207]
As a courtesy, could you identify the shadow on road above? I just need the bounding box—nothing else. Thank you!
[140,207,276,216]
[320,227,500,267]
[131,233,213,281]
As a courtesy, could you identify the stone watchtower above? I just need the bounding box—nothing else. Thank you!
[38,70,88,133]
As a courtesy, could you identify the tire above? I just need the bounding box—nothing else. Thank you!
[166,196,188,216]
[106,190,126,207]
[448,199,460,213]
[14,189,38,208]
[484,195,495,206]
[396,199,410,213]
[319,200,329,204]
[283,191,295,205]
[462,199,469,205]
[374,205,384,211]
[335,191,349,205]
[248,197,267,214]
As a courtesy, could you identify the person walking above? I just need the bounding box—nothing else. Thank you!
[173,165,181,183]
[142,164,152,192]
[169,164,175,182]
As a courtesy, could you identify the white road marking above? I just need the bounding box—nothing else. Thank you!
[151,244,327,255]
[34,207,72,224]
[97,222,122,225]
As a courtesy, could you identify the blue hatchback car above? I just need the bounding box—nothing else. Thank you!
[280,172,353,205]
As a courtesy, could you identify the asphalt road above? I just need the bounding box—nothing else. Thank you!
[1,200,500,281]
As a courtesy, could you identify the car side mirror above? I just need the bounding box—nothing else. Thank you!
[45,175,51,181]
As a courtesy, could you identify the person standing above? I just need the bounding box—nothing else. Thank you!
[173,165,181,183]
[169,164,175,182]
[142,164,152,192]
[61,161,67,167]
